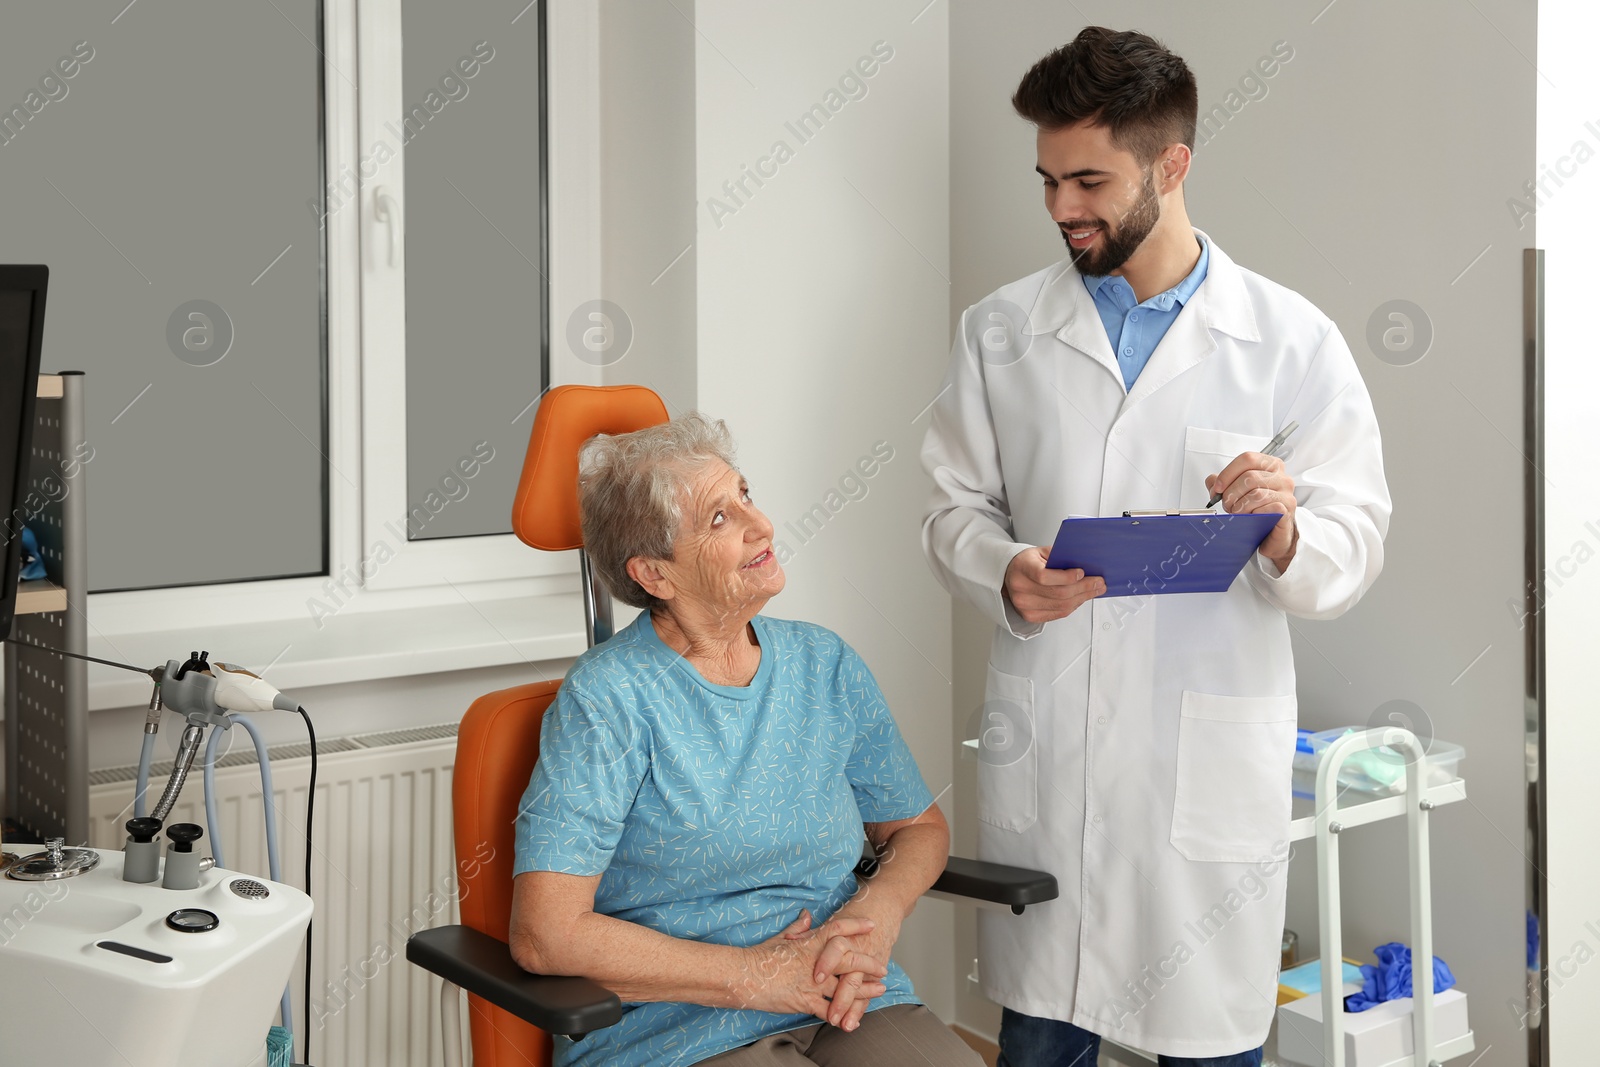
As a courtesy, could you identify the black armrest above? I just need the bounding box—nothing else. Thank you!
[932,855,1059,913]
[407,925,623,1037]
[854,843,1058,915]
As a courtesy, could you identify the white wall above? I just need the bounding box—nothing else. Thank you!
[949,0,1538,1054]
[689,0,957,1019]
[1537,3,1600,1059]
[599,0,697,414]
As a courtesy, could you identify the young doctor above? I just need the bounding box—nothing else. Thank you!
[921,27,1392,1067]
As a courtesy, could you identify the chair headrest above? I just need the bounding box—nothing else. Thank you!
[511,385,671,551]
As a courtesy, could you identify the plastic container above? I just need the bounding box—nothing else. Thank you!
[267,1025,293,1067]
[1292,727,1464,798]
[1277,988,1472,1067]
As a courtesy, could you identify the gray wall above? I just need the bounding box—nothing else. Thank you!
[948,2,1536,1058]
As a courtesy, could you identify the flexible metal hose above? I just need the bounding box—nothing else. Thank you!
[134,732,156,819]
[151,723,205,823]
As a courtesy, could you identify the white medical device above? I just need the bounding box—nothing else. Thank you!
[0,644,320,1066]
[0,842,312,1067]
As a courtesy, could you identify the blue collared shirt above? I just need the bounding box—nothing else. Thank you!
[1082,236,1210,391]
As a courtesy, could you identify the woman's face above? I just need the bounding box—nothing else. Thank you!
[650,458,785,623]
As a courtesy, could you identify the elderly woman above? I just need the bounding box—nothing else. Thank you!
[510,414,981,1067]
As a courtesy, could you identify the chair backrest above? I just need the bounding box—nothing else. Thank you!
[455,384,670,1066]
[511,384,672,551]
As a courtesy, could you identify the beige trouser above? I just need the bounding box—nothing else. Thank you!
[696,1003,986,1067]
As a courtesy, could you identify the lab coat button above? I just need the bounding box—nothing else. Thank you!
[1100,622,1111,631]
[1097,716,1107,725]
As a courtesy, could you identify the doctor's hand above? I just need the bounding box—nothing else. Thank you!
[1004,547,1106,624]
[741,910,889,1024]
[1207,451,1299,572]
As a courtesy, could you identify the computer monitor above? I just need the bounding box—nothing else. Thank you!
[0,266,49,644]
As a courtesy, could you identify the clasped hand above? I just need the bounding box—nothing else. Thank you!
[740,909,891,1032]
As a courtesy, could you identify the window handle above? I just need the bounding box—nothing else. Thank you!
[373,186,401,268]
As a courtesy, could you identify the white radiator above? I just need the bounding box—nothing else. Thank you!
[89,723,470,1067]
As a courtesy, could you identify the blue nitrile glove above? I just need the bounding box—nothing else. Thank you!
[1344,942,1456,1012]
[19,526,46,581]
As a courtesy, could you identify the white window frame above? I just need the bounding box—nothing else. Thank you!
[89,0,600,654]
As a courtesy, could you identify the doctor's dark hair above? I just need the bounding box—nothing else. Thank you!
[1012,27,1197,165]
[577,413,739,612]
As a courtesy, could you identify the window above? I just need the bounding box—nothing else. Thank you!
[1,3,327,592]
[4,0,602,653]
[398,0,547,542]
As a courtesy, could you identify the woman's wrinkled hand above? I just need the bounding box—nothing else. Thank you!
[791,902,903,1031]
[734,909,889,1026]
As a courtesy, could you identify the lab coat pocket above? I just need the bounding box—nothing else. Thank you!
[1170,690,1296,862]
[1179,426,1265,510]
[975,665,1037,833]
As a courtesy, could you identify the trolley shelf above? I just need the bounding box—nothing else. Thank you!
[1290,777,1467,841]
[15,578,67,616]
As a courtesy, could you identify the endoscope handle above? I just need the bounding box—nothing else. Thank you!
[211,661,299,713]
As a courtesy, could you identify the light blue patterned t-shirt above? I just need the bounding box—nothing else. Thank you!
[513,611,936,1067]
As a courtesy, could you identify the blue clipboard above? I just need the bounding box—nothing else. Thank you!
[1045,512,1281,597]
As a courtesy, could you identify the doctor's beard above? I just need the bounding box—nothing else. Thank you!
[1061,166,1161,277]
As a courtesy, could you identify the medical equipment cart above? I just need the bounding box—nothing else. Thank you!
[1099,726,1475,1067]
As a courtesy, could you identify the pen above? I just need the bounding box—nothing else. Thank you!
[1205,420,1299,509]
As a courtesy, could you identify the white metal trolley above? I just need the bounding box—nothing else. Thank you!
[1101,725,1475,1067]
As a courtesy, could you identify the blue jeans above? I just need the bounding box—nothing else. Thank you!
[996,1007,1263,1067]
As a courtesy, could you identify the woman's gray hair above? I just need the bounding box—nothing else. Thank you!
[577,412,738,611]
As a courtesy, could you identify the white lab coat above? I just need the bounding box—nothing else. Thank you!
[921,230,1391,1058]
